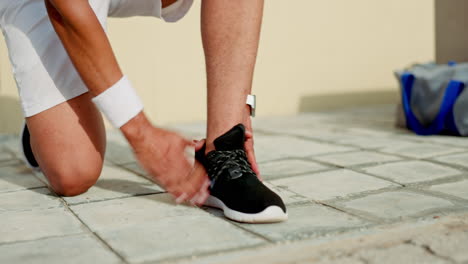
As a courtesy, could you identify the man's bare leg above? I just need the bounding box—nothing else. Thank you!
[202,0,264,170]
[27,93,106,196]
[198,0,286,223]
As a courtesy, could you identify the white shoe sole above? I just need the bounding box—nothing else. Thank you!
[204,195,288,223]
[19,122,41,172]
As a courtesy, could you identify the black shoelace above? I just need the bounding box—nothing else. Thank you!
[206,149,253,187]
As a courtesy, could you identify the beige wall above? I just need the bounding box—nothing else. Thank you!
[0,0,435,133]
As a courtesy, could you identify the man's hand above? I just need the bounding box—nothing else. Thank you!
[122,113,209,204]
[244,118,261,178]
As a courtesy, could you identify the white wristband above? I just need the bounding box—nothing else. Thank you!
[91,76,144,128]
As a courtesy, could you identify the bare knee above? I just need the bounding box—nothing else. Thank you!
[45,162,102,197]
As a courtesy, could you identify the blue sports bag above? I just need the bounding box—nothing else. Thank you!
[396,62,468,136]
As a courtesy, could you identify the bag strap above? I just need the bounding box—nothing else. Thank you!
[444,81,465,135]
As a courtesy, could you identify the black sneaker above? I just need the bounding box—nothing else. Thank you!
[196,124,287,223]
[20,122,40,171]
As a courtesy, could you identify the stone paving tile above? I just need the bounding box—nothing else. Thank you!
[263,182,308,205]
[258,159,329,180]
[314,151,400,167]
[99,215,264,263]
[0,158,20,168]
[63,165,163,205]
[105,141,136,165]
[0,163,45,193]
[254,135,355,163]
[237,203,368,242]
[298,257,364,264]
[121,162,150,179]
[345,127,399,137]
[0,188,62,213]
[336,136,411,150]
[379,143,464,159]
[412,229,468,263]
[106,130,127,145]
[423,135,468,148]
[0,208,85,243]
[432,152,468,170]
[340,191,455,220]
[31,170,48,186]
[0,149,14,163]
[253,114,334,133]
[356,244,449,264]
[362,161,462,184]
[331,120,396,132]
[72,194,263,263]
[271,169,396,201]
[278,128,356,143]
[71,194,204,231]
[428,179,468,200]
[0,234,121,264]
[0,135,20,156]
[179,212,468,264]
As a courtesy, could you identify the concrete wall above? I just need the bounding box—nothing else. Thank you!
[0,0,435,133]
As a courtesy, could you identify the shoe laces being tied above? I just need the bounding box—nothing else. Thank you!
[206,149,253,187]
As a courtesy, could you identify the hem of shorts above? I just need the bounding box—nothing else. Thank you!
[161,0,194,23]
[22,88,88,118]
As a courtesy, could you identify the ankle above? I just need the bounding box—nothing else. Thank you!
[205,141,215,154]
[205,105,251,152]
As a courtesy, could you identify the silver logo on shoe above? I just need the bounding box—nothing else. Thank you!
[228,167,243,180]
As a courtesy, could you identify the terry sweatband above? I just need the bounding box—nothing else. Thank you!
[91,76,144,128]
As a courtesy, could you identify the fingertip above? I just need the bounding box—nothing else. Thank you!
[195,139,205,150]
[175,193,188,204]
[197,191,209,205]
[189,193,201,206]
[203,178,211,189]
[185,138,196,147]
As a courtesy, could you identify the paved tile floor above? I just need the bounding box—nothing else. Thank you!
[1,105,468,264]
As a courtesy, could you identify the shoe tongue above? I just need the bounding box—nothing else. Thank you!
[213,124,246,151]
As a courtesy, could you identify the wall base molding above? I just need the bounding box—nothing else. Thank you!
[299,90,399,112]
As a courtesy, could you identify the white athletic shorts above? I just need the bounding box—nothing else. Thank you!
[0,0,193,117]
